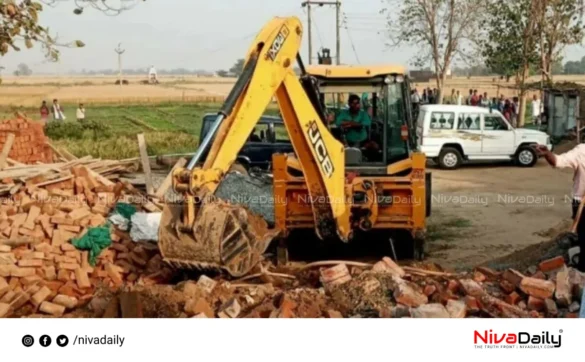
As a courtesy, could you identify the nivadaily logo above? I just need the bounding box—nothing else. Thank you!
[474,329,563,349]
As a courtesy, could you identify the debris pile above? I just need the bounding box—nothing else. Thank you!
[84,255,584,319]
[0,156,171,318]
[0,116,53,164]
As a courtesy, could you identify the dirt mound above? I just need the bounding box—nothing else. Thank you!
[483,220,571,272]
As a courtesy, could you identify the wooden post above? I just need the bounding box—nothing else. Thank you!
[137,133,154,195]
[154,157,187,200]
[0,133,15,170]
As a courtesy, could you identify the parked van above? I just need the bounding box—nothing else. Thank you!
[416,105,553,169]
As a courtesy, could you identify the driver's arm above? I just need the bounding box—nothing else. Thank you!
[335,112,359,128]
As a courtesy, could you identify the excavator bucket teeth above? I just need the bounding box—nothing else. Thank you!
[159,199,280,277]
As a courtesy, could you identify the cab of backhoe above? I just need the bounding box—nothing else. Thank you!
[306,64,416,175]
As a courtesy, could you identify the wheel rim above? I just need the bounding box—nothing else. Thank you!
[519,150,533,165]
[443,152,458,167]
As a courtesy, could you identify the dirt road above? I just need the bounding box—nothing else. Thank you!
[428,156,575,270]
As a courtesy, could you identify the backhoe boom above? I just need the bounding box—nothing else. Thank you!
[159,16,352,276]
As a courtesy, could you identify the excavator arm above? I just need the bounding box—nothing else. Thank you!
[158,16,351,277]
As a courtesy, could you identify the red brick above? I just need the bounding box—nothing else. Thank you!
[447,280,459,293]
[502,269,525,287]
[319,264,351,287]
[544,299,558,317]
[555,268,572,307]
[473,271,486,283]
[505,292,522,305]
[527,296,545,311]
[464,296,480,314]
[394,283,428,308]
[423,284,437,297]
[500,280,516,294]
[446,300,467,318]
[520,277,555,299]
[538,256,565,272]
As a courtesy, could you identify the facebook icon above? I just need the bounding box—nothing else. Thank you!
[39,335,52,347]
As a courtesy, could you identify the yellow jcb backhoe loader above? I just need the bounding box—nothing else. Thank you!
[158,16,430,277]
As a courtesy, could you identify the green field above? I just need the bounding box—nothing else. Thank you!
[0,103,276,159]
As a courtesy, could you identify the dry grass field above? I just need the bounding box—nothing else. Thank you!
[0,75,236,106]
[1,73,585,107]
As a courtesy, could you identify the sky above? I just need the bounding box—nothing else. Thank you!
[1,0,585,74]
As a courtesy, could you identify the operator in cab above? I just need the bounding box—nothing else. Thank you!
[335,94,372,147]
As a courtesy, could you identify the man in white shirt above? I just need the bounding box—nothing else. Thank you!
[411,88,421,104]
[76,103,85,122]
[149,65,157,83]
[531,94,543,126]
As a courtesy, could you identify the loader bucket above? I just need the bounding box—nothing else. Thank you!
[158,198,280,277]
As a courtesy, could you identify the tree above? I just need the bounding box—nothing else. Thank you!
[0,1,142,61]
[216,70,229,77]
[482,0,540,127]
[13,62,31,76]
[551,58,564,75]
[382,0,484,104]
[229,59,245,76]
[536,0,585,82]
[564,57,585,74]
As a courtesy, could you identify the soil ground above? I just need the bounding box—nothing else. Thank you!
[427,142,576,270]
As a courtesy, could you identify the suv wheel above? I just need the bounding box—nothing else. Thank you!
[515,146,537,167]
[438,147,462,169]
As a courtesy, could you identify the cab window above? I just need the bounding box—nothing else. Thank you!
[385,82,408,162]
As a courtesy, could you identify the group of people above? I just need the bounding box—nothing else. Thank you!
[39,99,86,123]
[411,87,544,127]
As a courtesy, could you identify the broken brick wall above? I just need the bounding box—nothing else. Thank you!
[0,117,53,164]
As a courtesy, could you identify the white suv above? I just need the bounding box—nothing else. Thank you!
[416,105,553,169]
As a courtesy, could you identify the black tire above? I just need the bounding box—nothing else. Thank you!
[515,146,537,167]
[413,237,426,261]
[438,147,462,169]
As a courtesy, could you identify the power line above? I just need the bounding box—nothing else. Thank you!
[311,8,326,49]
[342,13,360,63]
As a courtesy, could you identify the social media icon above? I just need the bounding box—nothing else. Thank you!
[22,335,34,347]
[39,335,52,347]
[56,335,69,347]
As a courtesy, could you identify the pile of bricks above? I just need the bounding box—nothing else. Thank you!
[0,116,53,164]
[0,164,169,318]
[312,256,584,318]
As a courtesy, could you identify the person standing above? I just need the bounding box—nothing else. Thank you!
[498,95,506,113]
[511,97,520,127]
[470,90,480,106]
[411,88,421,119]
[40,101,49,123]
[76,103,86,122]
[51,99,66,121]
[466,89,473,105]
[480,92,490,108]
[536,144,585,272]
[428,89,435,105]
[149,65,157,83]
[422,89,428,104]
[531,94,542,126]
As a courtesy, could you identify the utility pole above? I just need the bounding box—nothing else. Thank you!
[301,1,341,65]
[335,0,340,65]
[114,43,125,87]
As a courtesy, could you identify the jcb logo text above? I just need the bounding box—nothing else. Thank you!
[308,121,334,178]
